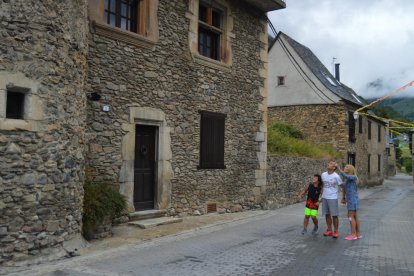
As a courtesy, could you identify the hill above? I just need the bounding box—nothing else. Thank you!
[366,97,414,122]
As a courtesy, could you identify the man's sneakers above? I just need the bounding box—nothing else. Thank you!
[344,234,358,240]
[323,229,339,238]
[301,228,307,235]
[323,230,332,236]
[311,226,318,235]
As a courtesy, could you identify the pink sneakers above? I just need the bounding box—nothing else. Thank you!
[356,234,363,239]
[323,230,332,236]
[344,234,358,240]
[332,230,339,238]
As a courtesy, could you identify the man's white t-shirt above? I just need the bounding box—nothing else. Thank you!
[321,171,343,199]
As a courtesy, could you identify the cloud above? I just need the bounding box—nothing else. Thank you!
[268,0,414,98]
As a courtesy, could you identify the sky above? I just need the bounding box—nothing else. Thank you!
[268,0,414,99]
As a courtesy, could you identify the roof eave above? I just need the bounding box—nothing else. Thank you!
[242,0,286,12]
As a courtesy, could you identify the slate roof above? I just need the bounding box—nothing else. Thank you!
[276,32,367,107]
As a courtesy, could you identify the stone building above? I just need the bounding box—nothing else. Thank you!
[0,0,286,264]
[268,32,387,187]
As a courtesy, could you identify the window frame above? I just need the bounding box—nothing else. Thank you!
[198,110,226,170]
[197,1,224,61]
[89,0,159,48]
[104,0,139,33]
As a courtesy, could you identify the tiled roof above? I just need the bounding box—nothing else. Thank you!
[279,32,366,107]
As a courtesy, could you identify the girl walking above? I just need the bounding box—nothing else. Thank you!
[298,174,323,235]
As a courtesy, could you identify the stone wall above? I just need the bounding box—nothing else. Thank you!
[0,0,88,265]
[265,155,328,209]
[268,104,348,153]
[86,0,269,215]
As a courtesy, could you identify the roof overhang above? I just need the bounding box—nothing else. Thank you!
[242,0,286,12]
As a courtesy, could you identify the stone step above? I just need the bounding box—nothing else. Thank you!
[128,210,167,221]
[128,217,183,229]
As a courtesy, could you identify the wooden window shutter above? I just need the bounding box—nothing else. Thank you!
[199,111,226,169]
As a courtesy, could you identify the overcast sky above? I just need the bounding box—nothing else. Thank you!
[268,0,414,99]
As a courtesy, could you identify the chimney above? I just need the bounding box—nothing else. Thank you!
[334,63,340,81]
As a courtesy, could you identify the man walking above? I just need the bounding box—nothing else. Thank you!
[321,161,343,238]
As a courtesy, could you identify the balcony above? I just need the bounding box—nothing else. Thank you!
[242,0,286,12]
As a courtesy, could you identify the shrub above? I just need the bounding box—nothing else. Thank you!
[268,122,304,139]
[268,121,341,159]
[403,157,412,174]
[82,179,127,238]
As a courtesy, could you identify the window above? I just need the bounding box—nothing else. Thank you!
[358,117,363,134]
[199,111,226,169]
[347,153,356,167]
[89,0,159,48]
[367,154,371,174]
[348,112,356,143]
[198,2,223,60]
[6,90,25,119]
[378,125,381,142]
[104,0,138,33]
[277,76,285,86]
[386,147,391,156]
[378,154,381,171]
[368,120,372,140]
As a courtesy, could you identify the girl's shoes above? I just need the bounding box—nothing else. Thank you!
[356,234,363,239]
[344,234,358,240]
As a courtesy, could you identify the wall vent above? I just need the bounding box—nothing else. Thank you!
[206,203,217,213]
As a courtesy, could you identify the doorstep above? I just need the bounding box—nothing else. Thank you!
[128,216,183,229]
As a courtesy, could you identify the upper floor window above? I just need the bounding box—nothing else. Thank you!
[198,2,223,60]
[89,0,159,48]
[104,0,138,33]
[277,76,285,86]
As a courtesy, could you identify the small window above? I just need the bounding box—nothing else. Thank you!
[377,154,381,171]
[358,117,363,134]
[6,90,25,119]
[348,112,356,143]
[347,153,356,167]
[368,154,371,174]
[378,125,381,142]
[198,2,223,60]
[277,76,285,86]
[368,120,372,140]
[199,111,226,169]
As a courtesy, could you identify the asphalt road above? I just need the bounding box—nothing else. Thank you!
[6,174,414,276]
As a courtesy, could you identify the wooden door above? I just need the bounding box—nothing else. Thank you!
[134,125,157,210]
